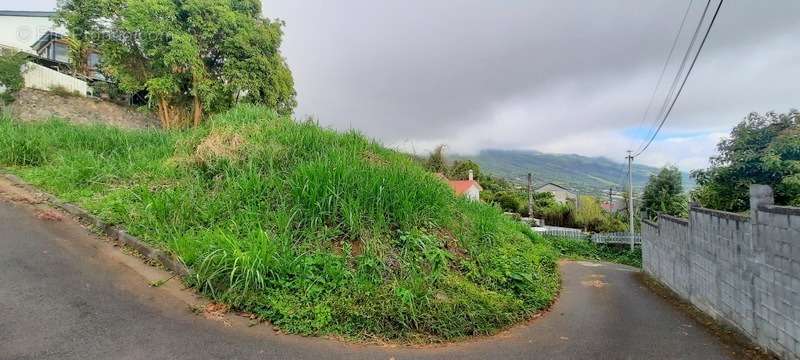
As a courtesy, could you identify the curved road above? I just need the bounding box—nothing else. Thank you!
[0,183,739,359]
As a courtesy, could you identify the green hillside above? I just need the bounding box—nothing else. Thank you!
[0,106,558,342]
[453,149,694,195]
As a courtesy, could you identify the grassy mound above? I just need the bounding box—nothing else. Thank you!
[0,105,558,342]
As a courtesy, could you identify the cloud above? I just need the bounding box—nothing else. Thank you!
[264,0,800,171]
[13,1,800,171]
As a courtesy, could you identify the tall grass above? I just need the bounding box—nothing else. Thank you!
[0,106,559,342]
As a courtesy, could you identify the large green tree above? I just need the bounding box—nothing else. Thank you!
[56,0,296,128]
[692,110,800,212]
[641,166,687,220]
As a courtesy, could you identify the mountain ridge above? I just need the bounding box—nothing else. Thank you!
[452,149,694,196]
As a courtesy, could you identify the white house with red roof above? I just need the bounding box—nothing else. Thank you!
[443,170,482,201]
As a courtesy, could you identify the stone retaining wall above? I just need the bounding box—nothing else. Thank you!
[10,88,158,129]
[643,185,799,359]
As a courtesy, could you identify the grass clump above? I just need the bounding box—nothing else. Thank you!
[547,236,642,268]
[0,105,559,342]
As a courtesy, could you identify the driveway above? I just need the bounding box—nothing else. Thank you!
[0,181,739,360]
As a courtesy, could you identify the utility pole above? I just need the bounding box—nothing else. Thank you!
[527,173,533,220]
[626,150,635,250]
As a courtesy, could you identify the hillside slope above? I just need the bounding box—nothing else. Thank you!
[0,106,558,342]
[453,149,694,195]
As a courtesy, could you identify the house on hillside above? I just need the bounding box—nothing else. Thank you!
[439,170,482,201]
[602,196,626,213]
[536,183,577,204]
[31,31,103,80]
[0,10,97,96]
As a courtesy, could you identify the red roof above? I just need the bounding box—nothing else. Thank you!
[447,180,482,195]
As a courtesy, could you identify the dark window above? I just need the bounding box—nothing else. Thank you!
[88,52,100,68]
[53,43,68,63]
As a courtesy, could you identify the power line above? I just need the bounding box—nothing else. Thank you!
[633,0,724,157]
[632,0,696,153]
[618,0,697,190]
[637,0,712,154]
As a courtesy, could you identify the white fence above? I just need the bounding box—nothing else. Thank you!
[534,226,641,244]
[591,232,641,245]
[533,226,587,240]
[21,62,88,96]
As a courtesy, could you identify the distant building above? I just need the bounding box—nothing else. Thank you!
[602,196,626,213]
[536,183,577,204]
[0,11,59,53]
[440,170,482,201]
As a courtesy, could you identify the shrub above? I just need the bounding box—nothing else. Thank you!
[0,50,27,104]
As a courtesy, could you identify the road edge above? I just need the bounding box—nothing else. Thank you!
[0,171,191,278]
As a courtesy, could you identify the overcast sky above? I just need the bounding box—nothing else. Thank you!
[10,0,800,170]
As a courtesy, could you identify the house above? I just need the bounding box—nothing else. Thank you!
[0,11,58,53]
[440,170,482,201]
[30,31,103,80]
[535,183,577,204]
[0,11,103,80]
[602,196,626,213]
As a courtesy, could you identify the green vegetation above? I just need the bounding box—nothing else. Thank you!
[0,50,27,104]
[547,236,641,268]
[56,0,296,127]
[424,149,627,233]
[452,149,694,196]
[641,166,688,221]
[0,105,559,342]
[692,110,800,212]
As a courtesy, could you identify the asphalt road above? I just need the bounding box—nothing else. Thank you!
[0,186,739,359]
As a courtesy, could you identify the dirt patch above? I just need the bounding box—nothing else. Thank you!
[637,272,778,360]
[10,88,159,129]
[580,279,607,288]
[202,302,232,327]
[35,209,64,221]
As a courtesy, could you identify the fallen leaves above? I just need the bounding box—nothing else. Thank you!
[35,209,63,222]
[202,302,232,327]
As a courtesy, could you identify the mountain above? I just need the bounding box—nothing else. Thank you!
[452,149,694,196]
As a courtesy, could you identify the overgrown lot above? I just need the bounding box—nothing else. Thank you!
[0,105,558,342]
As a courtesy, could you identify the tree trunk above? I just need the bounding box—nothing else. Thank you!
[158,99,173,128]
[193,95,202,127]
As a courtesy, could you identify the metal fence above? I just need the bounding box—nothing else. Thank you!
[534,226,641,245]
[590,232,641,245]
[22,62,88,95]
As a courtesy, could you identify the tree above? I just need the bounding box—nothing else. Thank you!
[692,110,800,212]
[449,159,480,180]
[426,145,447,173]
[640,166,687,221]
[53,0,103,77]
[56,0,297,128]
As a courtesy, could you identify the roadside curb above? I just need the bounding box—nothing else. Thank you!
[0,171,191,277]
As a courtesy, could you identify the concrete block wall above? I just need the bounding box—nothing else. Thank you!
[642,186,799,359]
[754,204,800,358]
